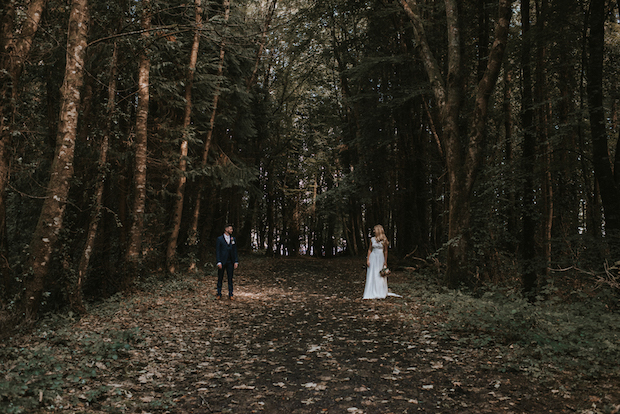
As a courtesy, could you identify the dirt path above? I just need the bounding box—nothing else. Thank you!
[5,256,594,413]
[84,256,571,413]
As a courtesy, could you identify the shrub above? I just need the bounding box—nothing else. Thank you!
[0,328,141,413]
[399,273,620,380]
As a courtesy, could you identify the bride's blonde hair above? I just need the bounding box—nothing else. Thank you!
[373,225,389,247]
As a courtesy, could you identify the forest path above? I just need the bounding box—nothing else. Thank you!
[79,256,560,414]
[8,256,585,413]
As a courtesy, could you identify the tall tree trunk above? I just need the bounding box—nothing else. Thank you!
[577,2,601,242]
[74,41,118,314]
[22,0,88,318]
[238,190,257,250]
[587,0,620,242]
[187,0,230,272]
[0,0,48,297]
[520,0,538,295]
[555,0,579,258]
[503,70,517,245]
[118,98,134,253]
[614,99,620,184]
[400,0,512,287]
[266,167,275,257]
[125,0,151,277]
[535,0,552,278]
[167,0,202,274]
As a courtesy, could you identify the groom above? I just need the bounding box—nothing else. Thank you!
[216,224,239,300]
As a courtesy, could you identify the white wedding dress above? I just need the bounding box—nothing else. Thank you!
[363,237,400,299]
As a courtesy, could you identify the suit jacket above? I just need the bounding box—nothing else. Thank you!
[216,234,239,265]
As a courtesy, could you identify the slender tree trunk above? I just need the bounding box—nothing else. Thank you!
[520,0,538,295]
[0,0,48,297]
[125,0,151,277]
[503,70,517,244]
[353,201,364,255]
[542,67,553,278]
[266,167,275,257]
[187,0,230,272]
[310,176,320,256]
[577,3,600,242]
[587,0,620,242]
[22,0,88,318]
[533,0,552,278]
[555,0,579,257]
[118,98,134,253]
[74,41,118,314]
[613,99,620,184]
[238,190,257,250]
[167,0,202,274]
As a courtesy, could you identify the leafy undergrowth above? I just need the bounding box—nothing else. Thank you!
[0,256,618,413]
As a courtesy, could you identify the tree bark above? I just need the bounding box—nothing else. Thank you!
[22,0,88,318]
[535,0,552,278]
[520,0,538,295]
[125,0,151,276]
[477,0,490,81]
[554,0,579,257]
[187,0,230,272]
[266,167,275,257]
[167,0,202,274]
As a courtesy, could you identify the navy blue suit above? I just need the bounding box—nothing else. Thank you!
[216,234,238,297]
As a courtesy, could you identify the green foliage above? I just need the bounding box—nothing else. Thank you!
[0,345,64,413]
[0,327,140,413]
[400,271,620,381]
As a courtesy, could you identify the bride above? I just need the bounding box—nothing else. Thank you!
[363,224,400,299]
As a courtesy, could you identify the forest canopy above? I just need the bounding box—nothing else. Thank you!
[1,0,620,320]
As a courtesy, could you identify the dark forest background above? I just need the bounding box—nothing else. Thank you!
[1,0,620,321]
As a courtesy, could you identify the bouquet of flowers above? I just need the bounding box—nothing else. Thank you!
[380,267,391,277]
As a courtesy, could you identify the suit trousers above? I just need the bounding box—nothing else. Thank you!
[217,261,234,297]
